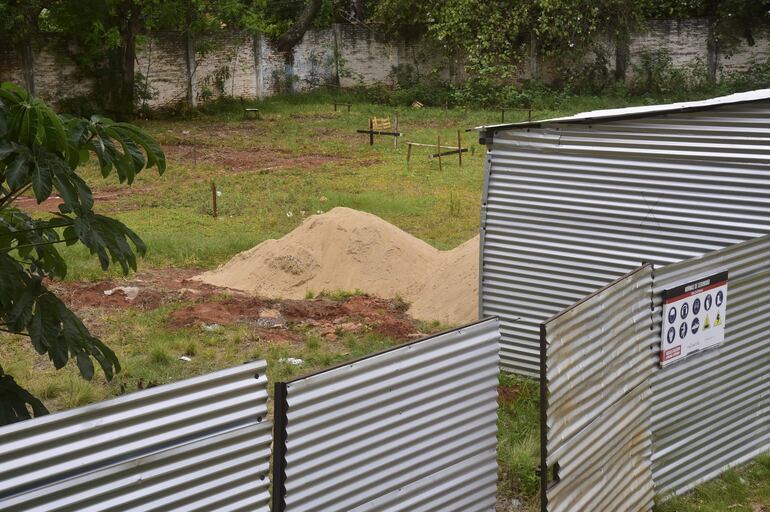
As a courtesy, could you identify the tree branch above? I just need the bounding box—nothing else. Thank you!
[0,184,33,209]
[0,221,74,237]
[1,237,79,253]
[274,0,323,52]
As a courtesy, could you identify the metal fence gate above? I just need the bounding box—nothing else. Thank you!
[271,318,501,512]
[541,265,656,512]
[542,232,770,511]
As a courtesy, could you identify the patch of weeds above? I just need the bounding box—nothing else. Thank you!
[392,294,410,312]
[414,319,453,333]
[497,373,541,507]
[60,374,100,409]
[316,289,366,301]
[149,344,173,365]
[182,340,198,357]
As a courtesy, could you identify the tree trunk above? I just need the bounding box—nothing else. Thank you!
[614,31,630,82]
[706,21,719,84]
[105,1,141,118]
[274,0,322,52]
[529,32,539,80]
[705,0,720,84]
[20,40,35,96]
[185,30,197,108]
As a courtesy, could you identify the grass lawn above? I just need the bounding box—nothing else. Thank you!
[3,91,768,511]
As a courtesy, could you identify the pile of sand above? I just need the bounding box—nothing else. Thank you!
[193,207,479,324]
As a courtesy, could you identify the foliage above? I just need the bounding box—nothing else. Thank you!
[375,0,646,81]
[0,82,165,424]
[630,49,711,96]
[722,55,770,91]
[641,0,770,49]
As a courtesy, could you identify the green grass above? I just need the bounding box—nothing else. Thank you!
[5,92,770,511]
[655,456,770,511]
[55,94,652,280]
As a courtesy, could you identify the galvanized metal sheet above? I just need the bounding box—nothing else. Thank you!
[543,266,655,512]
[651,233,770,496]
[478,88,770,130]
[280,318,500,512]
[0,361,270,512]
[481,101,770,375]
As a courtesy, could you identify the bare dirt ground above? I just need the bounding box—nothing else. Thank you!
[15,186,147,213]
[50,268,425,343]
[163,144,345,173]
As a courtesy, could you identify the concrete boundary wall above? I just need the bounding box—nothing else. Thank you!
[1,20,768,108]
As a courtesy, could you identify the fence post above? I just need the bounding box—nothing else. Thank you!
[369,118,374,146]
[211,182,218,218]
[272,382,289,512]
[457,129,462,167]
[540,324,549,512]
[437,136,443,172]
[394,112,399,148]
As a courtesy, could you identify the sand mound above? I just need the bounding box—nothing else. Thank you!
[193,207,479,324]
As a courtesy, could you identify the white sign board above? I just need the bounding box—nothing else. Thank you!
[660,271,728,366]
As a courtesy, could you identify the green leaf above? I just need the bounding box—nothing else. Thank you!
[0,141,15,160]
[5,279,40,331]
[31,159,53,204]
[76,353,95,381]
[5,152,29,190]
[0,371,49,424]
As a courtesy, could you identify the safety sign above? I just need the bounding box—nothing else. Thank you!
[660,270,728,366]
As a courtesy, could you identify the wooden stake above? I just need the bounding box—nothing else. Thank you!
[393,112,399,148]
[407,143,412,167]
[437,136,442,172]
[457,130,462,167]
[211,182,218,218]
[369,118,374,145]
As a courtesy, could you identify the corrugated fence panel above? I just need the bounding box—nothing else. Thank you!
[279,318,500,512]
[543,266,655,512]
[481,101,770,375]
[650,233,770,495]
[0,361,270,512]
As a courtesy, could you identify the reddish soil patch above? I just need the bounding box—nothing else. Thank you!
[50,268,211,311]
[53,268,423,343]
[497,384,521,406]
[167,297,267,328]
[164,144,344,173]
[281,296,416,339]
[15,187,143,214]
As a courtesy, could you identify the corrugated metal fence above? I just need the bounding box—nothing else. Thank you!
[650,233,770,495]
[542,265,656,512]
[0,361,272,512]
[542,234,770,511]
[481,102,770,376]
[271,318,501,512]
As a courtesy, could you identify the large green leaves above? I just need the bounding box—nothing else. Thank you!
[0,82,164,424]
[0,369,48,425]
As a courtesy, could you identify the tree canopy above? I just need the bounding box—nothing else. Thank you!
[0,82,165,424]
